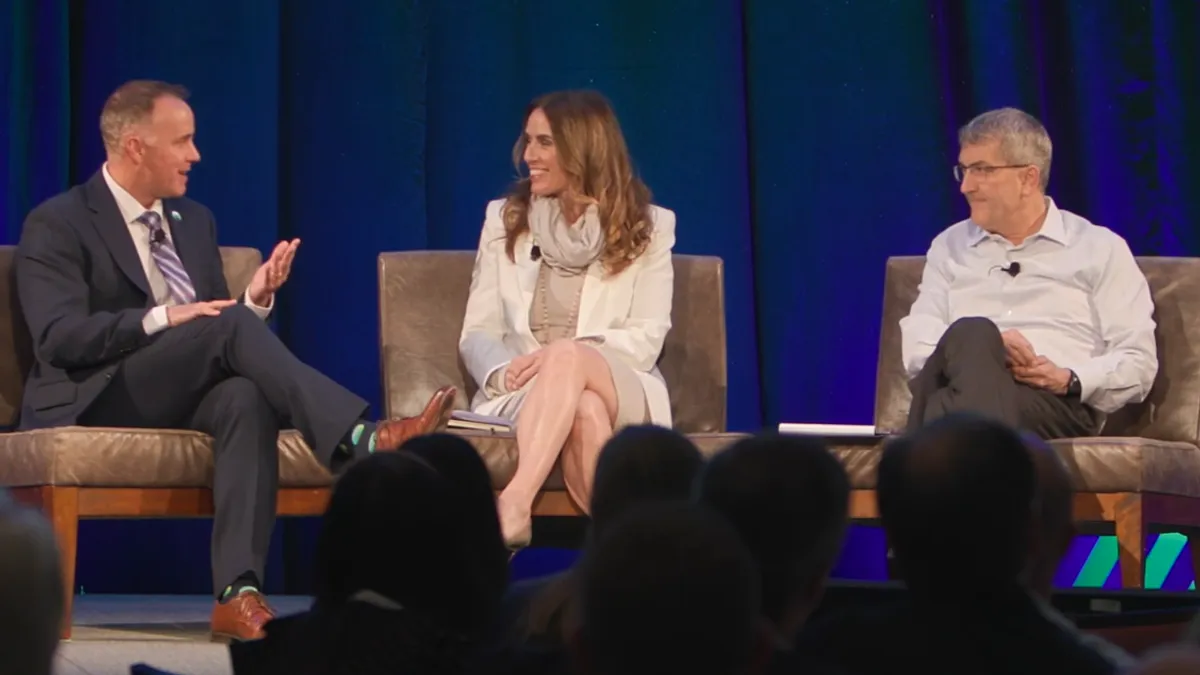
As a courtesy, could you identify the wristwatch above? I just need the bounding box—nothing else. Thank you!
[1066,370,1082,398]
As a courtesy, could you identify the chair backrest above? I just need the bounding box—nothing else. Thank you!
[874,255,1200,443]
[378,251,728,433]
[0,245,261,428]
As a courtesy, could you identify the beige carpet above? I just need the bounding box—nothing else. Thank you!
[55,594,309,675]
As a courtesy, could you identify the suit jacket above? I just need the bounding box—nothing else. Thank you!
[14,171,235,430]
[459,198,676,426]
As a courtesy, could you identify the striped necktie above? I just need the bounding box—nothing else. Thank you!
[137,210,196,305]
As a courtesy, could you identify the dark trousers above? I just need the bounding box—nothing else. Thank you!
[79,305,369,595]
[906,317,1097,438]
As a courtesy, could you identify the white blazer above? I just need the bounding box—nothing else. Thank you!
[459,198,676,427]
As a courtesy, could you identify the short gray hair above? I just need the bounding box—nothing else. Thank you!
[99,80,190,153]
[958,107,1052,191]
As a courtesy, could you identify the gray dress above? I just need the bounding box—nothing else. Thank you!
[484,261,649,428]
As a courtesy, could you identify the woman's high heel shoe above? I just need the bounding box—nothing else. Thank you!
[498,495,534,552]
[503,517,533,552]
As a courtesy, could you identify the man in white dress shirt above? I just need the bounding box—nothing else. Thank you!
[900,107,1158,438]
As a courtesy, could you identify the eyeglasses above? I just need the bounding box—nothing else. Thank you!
[953,164,1031,183]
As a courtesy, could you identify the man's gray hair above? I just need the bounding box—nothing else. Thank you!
[958,107,1053,191]
[99,80,190,154]
[0,491,64,675]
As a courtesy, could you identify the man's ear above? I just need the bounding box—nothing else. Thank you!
[1021,165,1042,196]
[122,133,143,162]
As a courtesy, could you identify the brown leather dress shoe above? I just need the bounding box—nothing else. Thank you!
[211,591,275,642]
[373,385,458,452]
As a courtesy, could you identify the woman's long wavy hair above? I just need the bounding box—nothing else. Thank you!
[501,90,654,276]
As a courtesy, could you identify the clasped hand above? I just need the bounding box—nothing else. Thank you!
[1002,329,1070,395]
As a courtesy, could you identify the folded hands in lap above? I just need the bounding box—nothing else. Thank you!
[1002,329,1070,395]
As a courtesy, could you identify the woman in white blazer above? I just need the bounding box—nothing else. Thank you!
[459,90,676,549]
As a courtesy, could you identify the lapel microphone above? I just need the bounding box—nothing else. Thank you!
[531,245,541,261]
[1002,261,1021,277]
[151,228,166,245]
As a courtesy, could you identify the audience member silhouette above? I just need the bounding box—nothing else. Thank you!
[568,501,771,675]
[402,433,512,635]
[790,412,1117,675]
[482,424,705,674]
[229,439,507,674]
[0,491,63,675]
[695,433,850,649]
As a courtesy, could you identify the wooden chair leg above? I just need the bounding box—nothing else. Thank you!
[1113,493,1145,589]
[42,486,79,640]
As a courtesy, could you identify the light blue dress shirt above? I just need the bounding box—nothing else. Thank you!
[900,198,1158,414]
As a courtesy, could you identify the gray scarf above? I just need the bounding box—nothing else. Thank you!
[529,196,603,275]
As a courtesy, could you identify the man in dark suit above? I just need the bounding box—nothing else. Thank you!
[14,80,456,641]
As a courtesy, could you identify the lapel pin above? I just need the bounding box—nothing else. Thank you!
[170,210,182,222]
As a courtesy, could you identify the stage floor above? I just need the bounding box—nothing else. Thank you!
[57,594,310,675]
[52,584,1200,673]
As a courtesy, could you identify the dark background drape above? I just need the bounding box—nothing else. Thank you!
[4,0,1198,594]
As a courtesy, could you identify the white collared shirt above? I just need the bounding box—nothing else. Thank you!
[900,197,1158,413]
[101,164,271,335]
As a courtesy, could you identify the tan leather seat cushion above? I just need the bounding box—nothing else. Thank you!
[0,427,748,491]
[827,437,1200,497]
[7,426,1193,497]
[0,428,332,488]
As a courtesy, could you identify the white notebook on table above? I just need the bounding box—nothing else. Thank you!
[777,423,879,437]
[448,410,514,433]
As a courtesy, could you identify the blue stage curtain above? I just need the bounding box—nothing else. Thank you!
[2,0,70,243]
[2,0,1199,594]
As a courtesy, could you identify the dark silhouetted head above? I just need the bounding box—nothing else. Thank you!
[400,433,510,623]
[521,424,705,642]
[570,501,768,675]
[695,433,850,640]
[313,445,505,638]
[0,490,62,675]
[590,424,705,536]
[877,413,1037,597]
